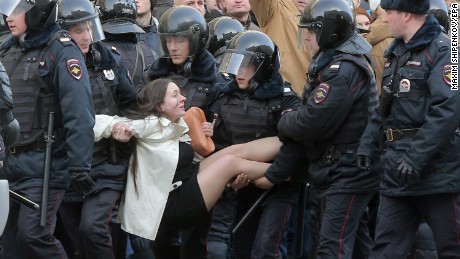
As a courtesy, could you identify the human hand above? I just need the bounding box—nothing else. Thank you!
[397,159,420,185]
[202,122,213,137]
[254,177,274,190]
[227,174,251,190]
[111,123,133,142]
[356,155,372,170]
[70,171,95,194]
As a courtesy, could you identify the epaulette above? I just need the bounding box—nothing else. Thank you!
[110,46,121,55]
[56,31,74,47]
[329,61,342,73]
[434,37,449,52]
[221,72,231,81]
[283,81,296,96]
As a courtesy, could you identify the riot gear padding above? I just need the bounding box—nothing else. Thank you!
[96,0,144,34]
[429,0,449,32]
[58,0,105,43]
[219,31,280,85]
[158,6,209,59]
[208,16,244,57]
[298,0,355,50]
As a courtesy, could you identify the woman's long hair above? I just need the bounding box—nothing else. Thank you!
[127,78,172,195]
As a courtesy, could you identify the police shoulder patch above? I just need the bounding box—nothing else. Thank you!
[67,59,82,80]
[443,65,451,86]
[313,83,330,104]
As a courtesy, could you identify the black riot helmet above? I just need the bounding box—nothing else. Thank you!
[96,0,144,34]
[429,0,449,32]
[208,16,244,57]
[298,0,355,50]
[58,0,105,43]
[0,0,59,32]
[218,30,280,86]
[158,6,209,59]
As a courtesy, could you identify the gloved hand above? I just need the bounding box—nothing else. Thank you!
[70,171,95,194]
[397,160,420,185]
[356,155,372,170]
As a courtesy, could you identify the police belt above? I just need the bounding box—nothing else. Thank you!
[384,128,419,142]
[9,129,63,154]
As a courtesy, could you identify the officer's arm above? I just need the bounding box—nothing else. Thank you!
[265,139,307,185]
[403,45,460,172]
[53,44,95,172]
[112,53,137,112]
[278,63,366,143]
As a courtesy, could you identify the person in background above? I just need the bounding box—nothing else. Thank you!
[152,0,173,20]
[174,0,206,15]
[97,0,157,89]
[219,0,259,30]
[0,0,95,257]
[249,0,312,96]
[136,0,161,55]
[355,7,372,38]
[357,0,460,257]
[367,0,393,94]
[0,19,10,44]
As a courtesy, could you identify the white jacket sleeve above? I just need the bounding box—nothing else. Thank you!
[93,115,121,142]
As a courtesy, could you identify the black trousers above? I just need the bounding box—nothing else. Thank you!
[370,193,460,259]
[315,192,374,259]
[2,187,67,259]
[58,189,120,259]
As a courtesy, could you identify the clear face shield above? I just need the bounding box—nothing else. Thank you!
[158,26,200,58]
[218,51,261,81]
[0,0,34,17]
[68,16,105,44]
[297,21,322,51]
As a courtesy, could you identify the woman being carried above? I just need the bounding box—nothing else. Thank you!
[93,78,281,243]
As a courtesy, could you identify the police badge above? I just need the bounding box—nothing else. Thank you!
[103,69,115,81]
[443,65,451,86]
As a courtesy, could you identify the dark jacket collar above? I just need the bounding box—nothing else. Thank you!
[147,50,217,83]
[0,24,61,51]
[219,72,285,100]
[385,15,442,57]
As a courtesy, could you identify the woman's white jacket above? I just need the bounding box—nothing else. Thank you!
[93,114,191,241]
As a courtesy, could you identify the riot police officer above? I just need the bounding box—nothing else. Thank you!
[211,30,301,259]
[207,16,244,67]
[146,6,217,112]
[97,0,157,89]
[0,0,95,257]
[55,0,138,258]
[429,0,450,32]
[276,0,380,258]
[357,0,460,257]
[0,63,19,161]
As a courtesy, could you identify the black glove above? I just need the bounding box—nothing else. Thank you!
[70,171,95,194]
[356,155,371,170]
[397,160,420,185]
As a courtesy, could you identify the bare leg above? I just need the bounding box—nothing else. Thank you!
[197,154,272,211]
[200,136,282,170]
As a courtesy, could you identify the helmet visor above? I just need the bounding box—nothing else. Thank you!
[0,0,33,16]
[297,21,322,49]
[218,52,259,80]
[68,17,105,43]
[158,29,200,58]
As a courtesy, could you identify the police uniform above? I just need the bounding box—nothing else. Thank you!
[138,17,161,56]
[0,24,95,258]
[209,72,301,259]
[58,41,137,258]
[277,41,380,259]
[360,15,460,258]
[103,33,157,89]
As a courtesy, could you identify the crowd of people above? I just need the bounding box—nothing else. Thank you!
[0,0,457,258]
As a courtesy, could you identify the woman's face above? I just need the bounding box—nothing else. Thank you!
[166,36,191,65]
[68,23,92,54]
[6,8,27,37]
[356,14,371,38]
[161,82,187,122]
